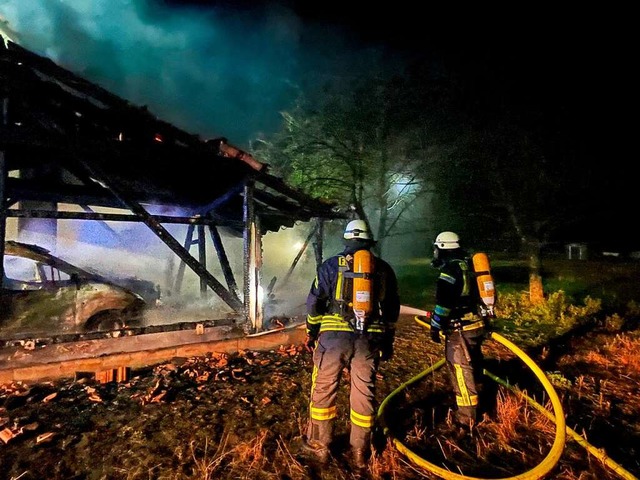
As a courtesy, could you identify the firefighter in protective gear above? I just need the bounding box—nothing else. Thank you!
[301,219,400,467]
[429,231,489,427]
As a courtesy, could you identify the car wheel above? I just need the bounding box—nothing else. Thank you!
[84,311,124,332]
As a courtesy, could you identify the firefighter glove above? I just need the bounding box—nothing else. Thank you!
[304,334,317,353]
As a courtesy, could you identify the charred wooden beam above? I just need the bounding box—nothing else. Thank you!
[173,224,196,296]
[212,138,266,172]
[5,208,242,227]
[208,224,240,302]
[3,41,205,150]
[0,317,240,349]
[243,180,263,333]
[281,222,318,289]
[197,182,244,215]
[253,188,304,215]
[75,159,244,312]
[256,172,345,219]
[197,224,207,297]
[0,150,6,287]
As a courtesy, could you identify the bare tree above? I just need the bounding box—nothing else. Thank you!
[254,81,431,257]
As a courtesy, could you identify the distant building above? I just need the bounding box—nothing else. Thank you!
[566,243,588,260]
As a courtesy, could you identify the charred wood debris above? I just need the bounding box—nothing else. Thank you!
[0,343,304,446]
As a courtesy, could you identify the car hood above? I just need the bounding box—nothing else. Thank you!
[3,241,144,300]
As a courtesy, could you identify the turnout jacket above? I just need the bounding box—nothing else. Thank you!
[432,251,482,332]
[306,246,400,338]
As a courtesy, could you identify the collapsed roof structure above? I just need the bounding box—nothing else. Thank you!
[0,36,346,335]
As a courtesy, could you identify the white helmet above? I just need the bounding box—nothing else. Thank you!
[434,231,460,249]
[344,219,372,240]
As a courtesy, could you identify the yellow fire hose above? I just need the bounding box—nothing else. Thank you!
[376,316,638,480]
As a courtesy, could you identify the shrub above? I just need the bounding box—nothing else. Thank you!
[495,291,602,347]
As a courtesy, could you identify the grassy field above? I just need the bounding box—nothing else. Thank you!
[395,254,640,313]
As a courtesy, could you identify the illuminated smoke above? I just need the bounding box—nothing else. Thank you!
[0,0,403,327]
[0,0,398,146]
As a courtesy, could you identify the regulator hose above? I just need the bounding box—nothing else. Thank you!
[377,315,567,480]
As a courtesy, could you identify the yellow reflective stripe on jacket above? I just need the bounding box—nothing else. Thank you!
[318,315,386,334]
[335,255,348,302]
[307,314,322,326]
[350,409,375,428]
[335,270,344,301]
[439,272,455,284]
[319,319,353,333]
[310,404,337,421]
[440,259,471,293]
[456,259,471,296]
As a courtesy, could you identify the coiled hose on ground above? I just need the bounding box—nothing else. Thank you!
[376,314,638,480]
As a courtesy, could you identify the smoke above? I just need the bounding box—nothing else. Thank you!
[0,0,400,147]
[0,1,414,327]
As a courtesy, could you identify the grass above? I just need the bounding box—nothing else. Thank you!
[396,253,640,308]
[393,257,437,309]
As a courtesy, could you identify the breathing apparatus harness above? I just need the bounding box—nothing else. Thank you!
[430,249,497,346]
[337,249,375,333]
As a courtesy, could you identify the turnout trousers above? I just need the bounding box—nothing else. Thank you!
[307,331,379,450]
[444,326,485,423]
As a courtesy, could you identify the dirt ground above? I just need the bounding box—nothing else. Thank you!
[1,313,639,480]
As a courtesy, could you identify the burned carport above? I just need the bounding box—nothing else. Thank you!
[0,36,345,370]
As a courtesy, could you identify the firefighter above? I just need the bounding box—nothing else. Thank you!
[300,219,400,469]
[429,231,491,428]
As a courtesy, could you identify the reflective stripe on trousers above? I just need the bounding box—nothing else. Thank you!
[444,328,484,421]
[307,331,379,449]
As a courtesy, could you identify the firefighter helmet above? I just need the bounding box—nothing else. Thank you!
[434,231,460,249]
[344,219,372,240]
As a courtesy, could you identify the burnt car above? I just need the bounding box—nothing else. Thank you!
[1,241,148,337]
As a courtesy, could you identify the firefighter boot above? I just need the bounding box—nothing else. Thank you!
[455,406,477,430]
[299,439,329,464]
[350,425,371,470]
[352,447,368,470]
[301,420,332,464]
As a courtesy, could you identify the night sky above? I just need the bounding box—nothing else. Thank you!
[2,0,628,152]
[0,0,431,145]
[0,1,633,246]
